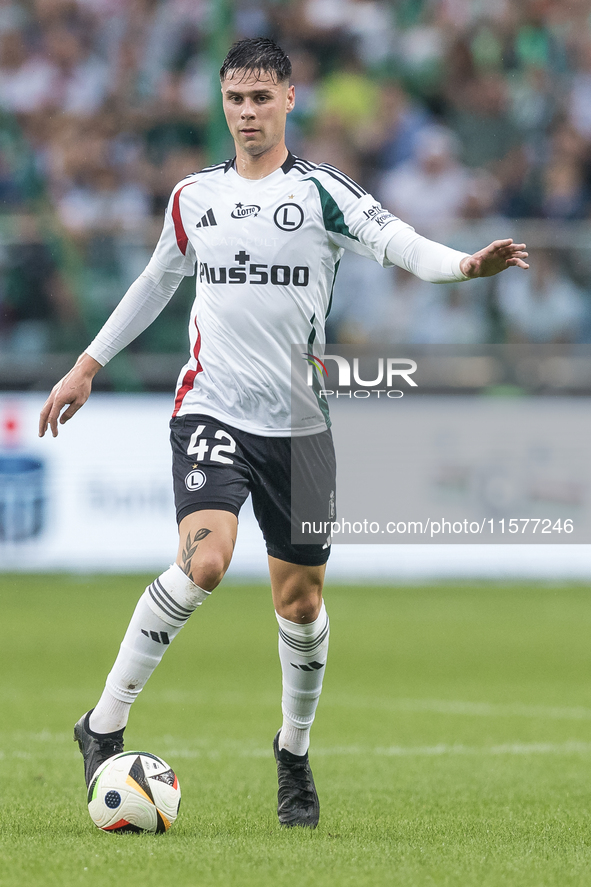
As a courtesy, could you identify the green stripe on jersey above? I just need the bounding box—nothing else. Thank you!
[306,177,359,241]
[326,258,340,320]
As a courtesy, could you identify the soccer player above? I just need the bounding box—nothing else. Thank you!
[38,37,528,828]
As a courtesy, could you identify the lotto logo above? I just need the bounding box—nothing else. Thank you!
[231,203,260,219]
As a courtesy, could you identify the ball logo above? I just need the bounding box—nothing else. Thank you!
[274,203,304,231]
[185,469,207,491]
[231,203,260,219]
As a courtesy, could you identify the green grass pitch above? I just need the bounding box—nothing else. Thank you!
[2,575,591,886]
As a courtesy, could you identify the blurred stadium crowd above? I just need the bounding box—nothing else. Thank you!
[2,0,591,368]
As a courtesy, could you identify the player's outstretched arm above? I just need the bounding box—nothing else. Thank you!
[39,352,102,438]
[459,239,529,278]
[384,229,528,284]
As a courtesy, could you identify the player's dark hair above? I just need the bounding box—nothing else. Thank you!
[219,37,291,83]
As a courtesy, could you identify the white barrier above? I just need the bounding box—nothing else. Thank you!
[0,393,589,578]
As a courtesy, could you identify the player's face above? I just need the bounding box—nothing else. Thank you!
[221,69,294,158]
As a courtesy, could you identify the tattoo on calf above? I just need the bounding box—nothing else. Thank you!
[181,527,212,576]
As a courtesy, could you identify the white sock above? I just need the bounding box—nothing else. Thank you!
[89,564,210,734]
[276,602,330,756]
[89,691,130,735]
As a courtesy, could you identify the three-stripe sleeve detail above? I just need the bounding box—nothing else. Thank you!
[317,163,367,197]
[293,158,316,174]
[291,157,367,199]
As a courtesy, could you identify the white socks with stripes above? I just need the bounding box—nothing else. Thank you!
[89,564,209,734]
[276,602,330,757]
[89,565,329,752]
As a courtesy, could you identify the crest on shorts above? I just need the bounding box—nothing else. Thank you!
[185,469,207,491]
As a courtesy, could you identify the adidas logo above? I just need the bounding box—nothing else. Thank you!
[290,661,324,671]
[195,208,217,228]
[141,629,170,644]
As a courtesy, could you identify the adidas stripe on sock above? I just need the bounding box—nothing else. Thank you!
[89,564,209,734]
[276,602,330,756]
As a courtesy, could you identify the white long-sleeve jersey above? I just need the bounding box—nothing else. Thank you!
[86,152,469,436]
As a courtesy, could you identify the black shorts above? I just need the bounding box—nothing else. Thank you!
[170,414,336,567]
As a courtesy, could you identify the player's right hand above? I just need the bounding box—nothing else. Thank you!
[39,353,102,438]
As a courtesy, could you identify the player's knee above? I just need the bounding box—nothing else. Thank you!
[185,549,229,591]
[284,596,321,623]
[276,577,323,623]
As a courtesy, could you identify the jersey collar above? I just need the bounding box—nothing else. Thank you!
[224,150,297,175]
[281,151,297,173]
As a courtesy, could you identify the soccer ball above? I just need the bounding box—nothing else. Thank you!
[87,751,181,833]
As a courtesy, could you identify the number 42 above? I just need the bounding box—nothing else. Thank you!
[187,425,236,464]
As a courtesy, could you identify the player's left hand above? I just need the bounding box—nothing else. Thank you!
[460,239,529,279]
[38,352,101,438]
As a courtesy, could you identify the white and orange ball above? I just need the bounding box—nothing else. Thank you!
[87,751,181,833]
